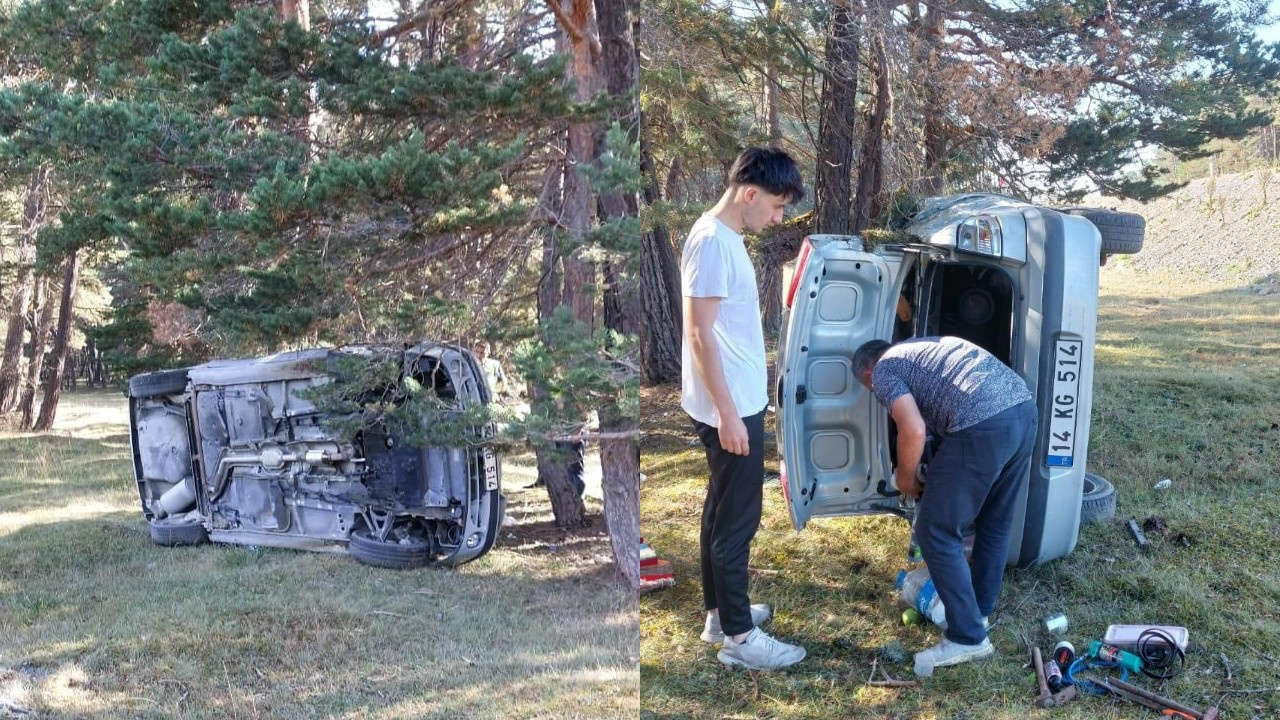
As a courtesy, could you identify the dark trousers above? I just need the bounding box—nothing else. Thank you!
[693,410,766,638]
[915,400,1037,645]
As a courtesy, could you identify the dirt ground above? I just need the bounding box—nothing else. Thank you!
[1096,169,1280,288]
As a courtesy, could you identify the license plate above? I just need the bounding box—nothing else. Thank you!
[1046,339,1083,467]
[483,447,499,491]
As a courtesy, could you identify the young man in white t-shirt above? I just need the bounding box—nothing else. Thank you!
[681,147,806,670]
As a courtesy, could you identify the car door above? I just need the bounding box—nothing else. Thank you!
[776,235,903,530]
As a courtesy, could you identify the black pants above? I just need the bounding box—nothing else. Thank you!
[693,410,766,637]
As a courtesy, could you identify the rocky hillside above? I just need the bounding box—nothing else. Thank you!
[1092,170,1280,289]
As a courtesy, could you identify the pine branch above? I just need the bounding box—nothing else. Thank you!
[369,0,471,46]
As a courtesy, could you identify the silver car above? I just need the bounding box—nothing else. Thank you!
[776,193,1143,566]
[127,341,503,569]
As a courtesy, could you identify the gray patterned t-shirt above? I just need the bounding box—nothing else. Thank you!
[870,336,1032,435]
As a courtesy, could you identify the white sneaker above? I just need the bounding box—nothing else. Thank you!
[913,637,994,676]
[717,628,806,670]
[700,604,772,643]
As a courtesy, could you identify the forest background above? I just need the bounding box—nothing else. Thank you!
[0,0,642,585]
[640,0,1280,373]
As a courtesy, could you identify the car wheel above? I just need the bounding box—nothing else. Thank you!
[129,368,190,398]
[1081,473,1117,524]
[1059,208,1146,256]
[348,527,433,570]
[149,517,209,546]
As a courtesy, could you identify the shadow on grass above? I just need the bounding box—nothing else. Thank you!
[1,510,638,720]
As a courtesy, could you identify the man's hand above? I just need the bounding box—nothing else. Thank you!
[896,471,922,500]
[718,414,750,456]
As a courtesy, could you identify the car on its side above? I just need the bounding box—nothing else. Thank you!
[128,341,503,569]
[776,193,1143,567]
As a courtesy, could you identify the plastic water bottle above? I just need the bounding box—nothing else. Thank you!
[894,567,947,627]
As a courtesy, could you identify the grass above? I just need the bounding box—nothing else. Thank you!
[639,268,1280,719]
[0,391,638,720]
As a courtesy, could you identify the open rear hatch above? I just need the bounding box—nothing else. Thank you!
[776,235,903,530]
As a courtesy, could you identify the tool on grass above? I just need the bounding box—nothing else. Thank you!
[1032,646,1079,708]
[1088,640,1144,674]
[1128,517,1148,549]
[1099,677,1220,720]
[1095,677,1184,716]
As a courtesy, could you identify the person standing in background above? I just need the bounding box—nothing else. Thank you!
[473,340,510,401]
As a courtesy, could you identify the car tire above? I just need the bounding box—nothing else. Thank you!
[348,527,433,570]
[129,369,190,398]
[1059,208,1145,256]
[1081,473,1117,524]
[149,517,208,546]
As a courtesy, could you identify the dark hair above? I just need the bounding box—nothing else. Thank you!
[727,147,805,203]
[852,339,892,376]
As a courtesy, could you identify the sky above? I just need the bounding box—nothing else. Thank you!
[1264,0,1280,43]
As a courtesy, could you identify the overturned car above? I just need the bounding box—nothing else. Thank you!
[127,341,503,569]
[776,194,1144,567]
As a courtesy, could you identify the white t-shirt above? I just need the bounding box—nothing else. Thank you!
[680,214,768,427]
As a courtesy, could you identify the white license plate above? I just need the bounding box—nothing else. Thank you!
[483,447,499,491]
[1046,339,1083,467]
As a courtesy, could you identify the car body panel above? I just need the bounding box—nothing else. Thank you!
[777,237,899,529]
[127,341,502,567]
[777,194,1107,567]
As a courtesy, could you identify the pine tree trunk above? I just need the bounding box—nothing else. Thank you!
[599,404,639,588]
[762,0,781,144]
[532,0,600,530]
[639,131,682,383]
[535,436,587,529]
[921,4,947,196]
[813,1,859,235]
[532,221,587,528]
[853,34,891,233]
[277,0,309,27]
[640,225,682,381]
[36,251,82,432]
[562,0,599,331]
[276,0,316,160]
[595,0,641,589]
[0,166,50,415]
[18,276,53,430]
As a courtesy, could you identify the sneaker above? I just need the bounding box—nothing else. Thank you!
[717,628,806,670]
[913,637,994,676]
[701,604,772,643]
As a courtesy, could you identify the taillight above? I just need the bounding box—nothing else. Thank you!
[783,239,813,308]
